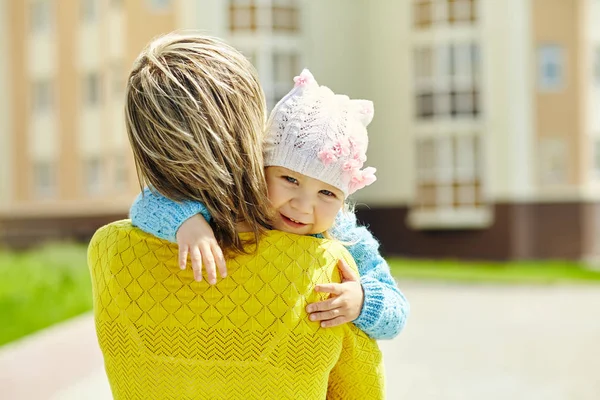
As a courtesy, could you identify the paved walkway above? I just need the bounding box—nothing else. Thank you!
[1,282,599,399]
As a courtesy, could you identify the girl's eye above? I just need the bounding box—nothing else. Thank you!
[283,176,298,184]
[320,190,336,197]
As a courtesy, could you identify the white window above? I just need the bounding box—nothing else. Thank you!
[593,138,600,179]
[112,62,124,97]
[229,0,256,32]
[538,44,564,91]
[81,0,97,22]
[85,157,102,195]
[30,0,52,33]
[229,0,299,33]
[33,161,56,198]
[32,79,53,113]
[270,52,300,107]
[147,0,171,12]
[594,48,600,86]
[538,137,567,185]
[413,0,477,29]
[83,73,101,106]
[411,11,487,227]
[114,154,128,191]
[414,43,480,119]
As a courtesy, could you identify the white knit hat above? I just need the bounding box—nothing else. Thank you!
[264,69,376,197]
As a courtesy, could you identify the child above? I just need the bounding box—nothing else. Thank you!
[131,69,409,340]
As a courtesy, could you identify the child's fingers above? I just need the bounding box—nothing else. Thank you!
[314,283,344,295]
[337,259,359,281]
[199,243,217,285]
[309,308,342,322]
[178,245,189,270]
[212,243,227,278]
[320,316,348,328]
[190,247,203,282]
[306,297,343,314]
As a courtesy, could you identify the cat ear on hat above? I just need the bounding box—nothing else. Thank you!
[293,68,318,88]
[352,100,374,127]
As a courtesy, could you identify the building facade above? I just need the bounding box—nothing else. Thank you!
[1,0,600,260]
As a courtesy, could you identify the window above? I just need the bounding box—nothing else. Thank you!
[30,0,52,33]
[272,0,299,32]
[448,0,476,24]
[415,134,482,211]
[229,0,299,33]
[114,154,128,191]
[414,44,480,119]
[112,63,124,96]
[593,138,600,179]
[85,157,102,195]
[538,44,564,91]
[271,52,300,106]
[83,73,101,106]
[81,0,97,22]
[32,79,53,113]
[229,0,257,32]
[147,0,171,12]
[594,48,600,86]
[411,11,485,225]
[33,161,56,198]
[413,0,477,29]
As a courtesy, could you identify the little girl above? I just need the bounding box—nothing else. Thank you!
[131,69,409,340]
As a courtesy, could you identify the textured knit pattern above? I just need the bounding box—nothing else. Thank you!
[330,212,410,339]
[130,187,212,242]
[130,190,410,340]
[264,69,376,196]
[88,221,385,400]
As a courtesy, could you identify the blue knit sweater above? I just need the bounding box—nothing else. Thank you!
[130,187,409,340]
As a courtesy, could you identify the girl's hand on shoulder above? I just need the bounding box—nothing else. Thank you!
[176,214,226,285]
[306,259,365,328]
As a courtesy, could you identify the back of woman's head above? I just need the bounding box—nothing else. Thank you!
[125,32,273,254]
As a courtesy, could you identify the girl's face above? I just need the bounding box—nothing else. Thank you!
[265,166,344,235]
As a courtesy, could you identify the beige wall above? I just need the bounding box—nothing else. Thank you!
[532,0,587,187]
[0,0,12,213]
[9,1,28,204]
[57,1,78,201]
[2,1,179,217]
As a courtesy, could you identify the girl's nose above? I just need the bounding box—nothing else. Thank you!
[290,194,313,213]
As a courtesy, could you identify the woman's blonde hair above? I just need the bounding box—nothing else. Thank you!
[125,32,273,255]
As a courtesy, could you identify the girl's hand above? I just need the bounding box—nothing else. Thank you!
[306,259,364,328]
[176,214,226,284]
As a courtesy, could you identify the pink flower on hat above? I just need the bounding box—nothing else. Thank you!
[348,167,377,194]
[318,149,338,165]
[332,140,350,157]
[343,159,361,172]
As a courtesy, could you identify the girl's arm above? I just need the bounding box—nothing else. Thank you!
[331,211,410,340]
[130,187,211,243]
[130,187,225,284]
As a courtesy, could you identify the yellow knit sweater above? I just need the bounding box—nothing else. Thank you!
[88,220,385,399]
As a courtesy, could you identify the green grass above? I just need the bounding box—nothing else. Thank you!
[0,243,92,346]
[388,258,600,284]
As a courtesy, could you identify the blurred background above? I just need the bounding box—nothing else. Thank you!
[0,0,599,399]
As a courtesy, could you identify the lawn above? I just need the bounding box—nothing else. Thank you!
[388,258,600,284]
[0,243,92,346]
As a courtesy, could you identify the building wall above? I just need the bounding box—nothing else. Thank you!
[0,0,12,214]
[532,0,586,190]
